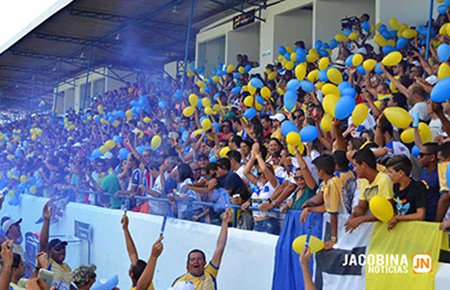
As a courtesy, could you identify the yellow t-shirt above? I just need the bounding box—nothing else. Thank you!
[335,170,357,214]
[320,176,343,214]
[438,161,449,193]
[271,128,282,140]
[172,262,219,290]
[359,172,394,202]
[48,258,72,286]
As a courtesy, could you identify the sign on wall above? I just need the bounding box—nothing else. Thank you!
[233,9,256,30]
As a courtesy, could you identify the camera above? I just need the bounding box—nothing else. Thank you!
[341,16,360,30]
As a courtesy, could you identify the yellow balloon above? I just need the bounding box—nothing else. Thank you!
[290,52,297,61]
[255,102,263,111]
[295,63,307,80]
[335,33,348,42]
[287,143,305,156]
[323,94,340,117]
[306,53,319,63]
[30,185,37,195]
[369,195,394,223]
[319,57,329,71]
[183,106,195,117]
[363,59,377,72]
[204,107,213,115]
[227,64,235,73]
[292,234,324,254]
[315,82,324,90]
[248,84,257,95]
[97,105,104,114]
[213,104,220,113]
[389,18,399,30]
[151,135,162,150]
[348,31,358,41]
[320,114,333,133]
[219,146,231,158]
[286,132,301,146]
[143,117,151,123]
[327,68,343,85]
[261,87,271,99]
[99,146,108,154]
[384,107,412,129]
[187,71,195,78]
[105,140,115,150]
[286,45,293,53]
[321,84,340,96]
[196,80,206,88]
[285,61,294,70]
[307,69,319,83]
[113,120,121,127]
[202,97,211,108]
[244,96,254,107]
[374,34,388,47]
[446,23,450,37]
[238,66,245,74]
[352,104,369,126]
[402,29,418,39]
[352,54,363,67]
[440,23,449,35]
[278,55,285,63]
[31,135,37,141]
[212,76,220,83]
[189,94,199,106]
[20,175,28,184]
[201,118,212,131]
[382,51,403,67]
[268,71,278,80]
[438,62,450,80]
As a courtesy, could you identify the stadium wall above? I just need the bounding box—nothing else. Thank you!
[1,195,278,290]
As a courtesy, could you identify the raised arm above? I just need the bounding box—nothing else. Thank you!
[0,240,13,290]
[255,144,278,188]
[121,213,139,265]
[294,151,317,190]
[39,203,53,252]
[136,237,164,290]
[243,153,258,185]
[211,208,232,268]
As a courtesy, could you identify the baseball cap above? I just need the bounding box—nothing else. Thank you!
[48,238,68,250]
[72,265,97,287]
[270,113,286,122]
[2,218,22,234]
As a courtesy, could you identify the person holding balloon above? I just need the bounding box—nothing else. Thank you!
[345,149,394,233]
[385,155,426,230]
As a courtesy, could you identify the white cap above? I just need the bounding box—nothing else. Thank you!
[100,152,113,160]
[270,113,286,122]
[2,218,22,233]
[72,142,82,148]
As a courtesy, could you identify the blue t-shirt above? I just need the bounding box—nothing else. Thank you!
[421,168,440,221]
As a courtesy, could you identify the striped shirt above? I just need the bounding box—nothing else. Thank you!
[172,262,219,290]
[48,258,72,289]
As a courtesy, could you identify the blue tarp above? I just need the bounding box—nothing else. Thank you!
[272,210,323,290]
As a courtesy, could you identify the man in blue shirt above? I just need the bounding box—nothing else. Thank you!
[418,143,440,221]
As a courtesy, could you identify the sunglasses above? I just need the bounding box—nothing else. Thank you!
[418,152,433,158]
[294,176,303,181]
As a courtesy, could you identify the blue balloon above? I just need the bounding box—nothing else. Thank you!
[431,77,450,103]
[299,126,318,142]
[244,108,257,120]
[382,31,392,40]
[91,149,102,159]
[374,63,383,75]
[342,87,357,98]
[343,28,352,37]
[278,45,287,55]
[287,79,301,91]
[300,80,314,93]
[94,116,100,123]
[91,275,119,290]
[411,145,420,158]
[250,78,264,89]
[315,40,323,50]
[389,30,398,39]
[284,52,291,61]
[136,146,151,155]
[158,100,166,109]
[256,95,264,105]
[396,37,408,50]
[296,48,306,62]
[113,135,122,144]
[382,45,396,55]
[233,72,242,79]
[212,122,220,132]
[335,96,356,120]
[445,0,450,7]
[231,86,241,94]
[118,148,130,160]
[338,81,351,92]
[362,21,371,32]
[319,49,329,57]
[345,55,354,67]
[130,100,137,107]
[244,64,252,73]
[284,90,297,111]
[329,39,339,49]
[318,70,328,82]
[378,24,388,34]
[195,66,205,74]
[438,43,450,62]
[446,162,450,189]
[356,65,366,76]
[438,4,448,15]
[281,121,298,137]
[322,43,330,49]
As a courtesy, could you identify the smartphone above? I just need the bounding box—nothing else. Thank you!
[413,112,419,128]
[38,269,54,290]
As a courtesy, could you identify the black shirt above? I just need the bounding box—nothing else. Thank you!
[218,172,246,195]
[393,180,427,216]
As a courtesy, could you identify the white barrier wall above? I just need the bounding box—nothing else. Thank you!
[376,0,432,27]
[226,22,260,66]
[1,195,278,290]
[314,0,375,43]
[273,6,313,52]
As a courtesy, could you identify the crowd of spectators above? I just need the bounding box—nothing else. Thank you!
[3,5,450,289]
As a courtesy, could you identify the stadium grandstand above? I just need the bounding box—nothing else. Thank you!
[1,0,450,290]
